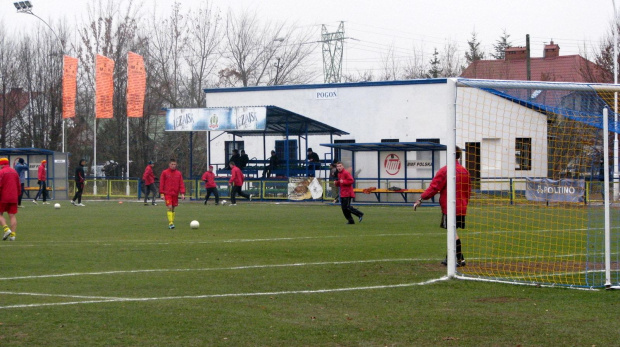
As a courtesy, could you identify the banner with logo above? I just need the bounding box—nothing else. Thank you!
[382,152,404,178]
[288,177,323,200]
[127,52,146,118]
[62,55,78,118]
[95,55,114,119]
[525,178,585,203]
[165,107,267,131]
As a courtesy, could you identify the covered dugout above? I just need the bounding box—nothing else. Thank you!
[169,105,349,177]
[321,142,446,204]
[0,148,69,200]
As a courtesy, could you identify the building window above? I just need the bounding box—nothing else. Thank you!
[516,138,532,171]
[275,140,298,163]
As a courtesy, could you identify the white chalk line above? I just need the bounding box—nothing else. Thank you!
[0,277,449,310]
[0,258,432,281]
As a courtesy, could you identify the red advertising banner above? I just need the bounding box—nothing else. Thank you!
[62,56,78,118]
[127,52,146,118]
[95,55,114,119]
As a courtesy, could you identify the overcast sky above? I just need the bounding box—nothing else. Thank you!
[1,0,616,79]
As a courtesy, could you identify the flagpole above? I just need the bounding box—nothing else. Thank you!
[94,117,97,195]
[126,116,130,195]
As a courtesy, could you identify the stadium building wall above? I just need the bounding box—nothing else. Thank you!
[203,79,547,181]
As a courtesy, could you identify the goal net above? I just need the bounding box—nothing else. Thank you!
[454,79,620,288]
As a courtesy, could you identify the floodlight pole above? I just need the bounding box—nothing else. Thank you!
[15,1,66,153]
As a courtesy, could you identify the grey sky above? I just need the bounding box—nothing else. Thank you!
[1,0,615,79]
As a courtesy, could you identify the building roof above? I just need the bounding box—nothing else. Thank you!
[223,105,349,137]
[461,54,607,83]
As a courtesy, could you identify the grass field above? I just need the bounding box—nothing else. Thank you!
[0,199,618,346]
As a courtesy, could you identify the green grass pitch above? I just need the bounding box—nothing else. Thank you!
[0,200,617,346]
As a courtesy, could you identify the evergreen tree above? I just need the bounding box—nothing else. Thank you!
[491,29,512,59]
[426,48,442,78]
[465,30,485,64]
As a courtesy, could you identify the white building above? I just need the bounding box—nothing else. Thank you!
[202,79,548,187]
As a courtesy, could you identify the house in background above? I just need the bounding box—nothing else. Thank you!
[461,41,609,83]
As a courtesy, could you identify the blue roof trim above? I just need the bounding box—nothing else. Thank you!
[204,78,448,94]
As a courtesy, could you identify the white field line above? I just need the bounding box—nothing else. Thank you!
[0,258,433,281]
[0,277,450,310]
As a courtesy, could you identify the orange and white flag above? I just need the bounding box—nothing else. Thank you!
[127,52,146,118]
[62,56,78,118]
[95,54,114,119]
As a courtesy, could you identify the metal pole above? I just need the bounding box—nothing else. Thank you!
[446,78,458,278]
[603,108,612,287]
[613,0,619,200]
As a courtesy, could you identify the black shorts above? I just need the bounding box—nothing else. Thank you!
[441,214,466,229]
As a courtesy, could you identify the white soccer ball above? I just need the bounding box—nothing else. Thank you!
[54,203,61,209]
[190,220,200,229]
[221,200,227,205]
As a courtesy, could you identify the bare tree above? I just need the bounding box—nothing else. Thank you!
[220,9,317,87]
[403,45,427,79]
[378,43,401,81]
[440,41,462,77]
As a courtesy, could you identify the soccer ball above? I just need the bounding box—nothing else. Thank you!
[221,200,227,205]
[190,220,199,229]
[54,203,61,209]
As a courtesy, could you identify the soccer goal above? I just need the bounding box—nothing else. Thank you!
[449,78,620,289]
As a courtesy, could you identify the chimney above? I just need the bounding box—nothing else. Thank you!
[505,47,527,61]
[543,40,560,58]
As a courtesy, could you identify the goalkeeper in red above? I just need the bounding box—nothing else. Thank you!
[414,146,470,267]
[159,159,185,229]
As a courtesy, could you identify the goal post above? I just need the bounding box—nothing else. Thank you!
[450,78,620,288]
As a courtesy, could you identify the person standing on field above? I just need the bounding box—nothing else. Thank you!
[71,159,87,207]
[33,159,48,204]
[228,161,252,206]
[14,158,28,208]
[335,161,364,224]
[413,146,471,267]
[202,165,220,205]
[159,159,185,229]
[0,158,22,241]
[143,161,157,206]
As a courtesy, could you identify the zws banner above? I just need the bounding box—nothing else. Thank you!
[165,107,267,131]
[525,178,585,203]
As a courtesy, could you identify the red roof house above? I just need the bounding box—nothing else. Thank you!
[461,41,609,83]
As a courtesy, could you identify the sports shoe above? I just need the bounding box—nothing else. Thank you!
[204,200,208,205]
[9,236,15,241]
[358,213,364,223]
[441,260,447,266]
[43,202,50,205]
[2,230,11,240]
[152,203,157,206]
[457,260,466,267]
[249,194,253,201]
[346,221,355,225]
[71,200,76,206]
[18,205,24,208]
[32,199,38,205]
[168,224,175,229]
[144,203,148,206]
[230,204,237,206]
[77,203,85,207]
